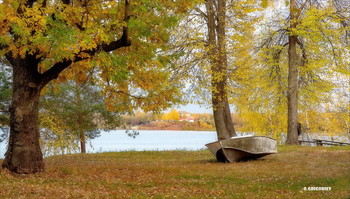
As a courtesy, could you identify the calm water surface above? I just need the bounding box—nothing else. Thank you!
[1,130,347,158]
[86,130,218,153]
[0,130,218,158]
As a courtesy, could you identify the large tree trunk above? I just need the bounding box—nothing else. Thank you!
[217,0,236,138]
[286,0,299,145]
[206,0,236,140]
[2,60,44,174]
[212,84,231,140]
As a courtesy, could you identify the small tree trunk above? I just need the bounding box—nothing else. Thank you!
[76,82,86,154]
[79,131,86,154]
[286,0,299,145]
[2,61,44,174]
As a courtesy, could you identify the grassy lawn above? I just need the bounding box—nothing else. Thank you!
[0,145,349,199]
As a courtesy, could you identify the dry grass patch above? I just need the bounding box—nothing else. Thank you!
[0,146,349,198]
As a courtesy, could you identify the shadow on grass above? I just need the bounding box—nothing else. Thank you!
[197,157,268,164]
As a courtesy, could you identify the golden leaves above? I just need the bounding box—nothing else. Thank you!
[40,110,79,156]
[235,1,349,138]
[162,109,180,121]
[261,0,269,8]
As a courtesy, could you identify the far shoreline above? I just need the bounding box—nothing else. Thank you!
[120,121,216,132]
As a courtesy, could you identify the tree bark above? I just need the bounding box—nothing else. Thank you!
[223,100,236,137]
[212,89,231,140]
[2,58,44,173]
[286,0,299,145]
[206,0,236,140]
[217,0,236,138]
[79,131,86,154]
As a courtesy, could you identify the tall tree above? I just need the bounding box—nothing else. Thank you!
[286,0,349,144]
[286,0,299,144]
[205,0,236,140]
[0,0,191,173]
[169,0,259,140]
[236,0,349,142]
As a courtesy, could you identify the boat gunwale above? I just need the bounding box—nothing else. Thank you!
[205,136,277,147]
[221,147,277,155]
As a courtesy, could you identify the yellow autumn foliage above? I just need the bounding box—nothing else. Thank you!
[40,111,79,157]
[162,109,180,121]
[233,1,349,139]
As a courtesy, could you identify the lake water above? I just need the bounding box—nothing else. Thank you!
[86,130,218,153]
[0,130,220,158]
[1,130,348,158]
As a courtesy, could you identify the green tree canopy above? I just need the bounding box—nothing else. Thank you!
[41,79,123,154]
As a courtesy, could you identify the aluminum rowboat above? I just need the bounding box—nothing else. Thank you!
[205,136,277,162]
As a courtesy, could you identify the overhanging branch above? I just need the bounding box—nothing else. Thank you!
[39,0,131,88]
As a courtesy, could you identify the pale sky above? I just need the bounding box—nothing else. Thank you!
[177,104,212,114]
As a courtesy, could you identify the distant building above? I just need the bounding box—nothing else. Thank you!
[179,111,195,122]
[179,117,195,123]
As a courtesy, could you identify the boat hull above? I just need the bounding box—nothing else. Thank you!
[206,136,277,162]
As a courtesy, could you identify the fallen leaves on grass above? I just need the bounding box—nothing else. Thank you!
[0,146,349,198]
